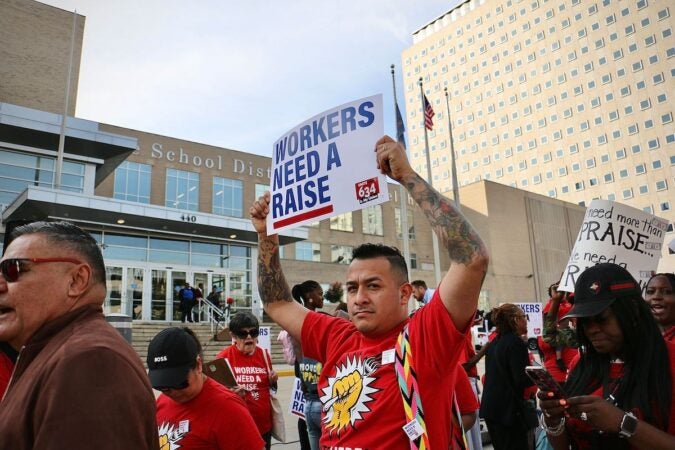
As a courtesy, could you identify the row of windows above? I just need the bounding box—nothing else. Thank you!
[291,241,422,268]
[410,1,669,64]
[90,231,252,270]
[115,161,419,238]
[0,149,85,207]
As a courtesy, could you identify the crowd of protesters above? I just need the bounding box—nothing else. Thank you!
[0,135,673,450]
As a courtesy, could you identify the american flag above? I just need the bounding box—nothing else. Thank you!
[423,94,435,130]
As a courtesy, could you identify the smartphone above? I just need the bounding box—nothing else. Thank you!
[525,365,565,398]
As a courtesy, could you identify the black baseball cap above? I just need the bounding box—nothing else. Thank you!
[563,263,641,319]
[146,327,198,388]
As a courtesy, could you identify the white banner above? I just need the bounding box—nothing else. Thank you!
[559,199,668,292]
[289,377,306,419]
[513,302,543,337]
[267,94,388,233]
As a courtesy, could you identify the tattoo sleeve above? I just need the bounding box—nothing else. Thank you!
[404,173,488,266]
[257,235,293,305]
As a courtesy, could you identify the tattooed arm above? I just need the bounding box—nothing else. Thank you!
[375,135,489,331]
[250,192,308,341]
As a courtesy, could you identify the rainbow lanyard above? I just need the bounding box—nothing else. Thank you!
[395,324,468,450]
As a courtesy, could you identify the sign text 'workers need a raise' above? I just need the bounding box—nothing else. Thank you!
[267,95,388,234]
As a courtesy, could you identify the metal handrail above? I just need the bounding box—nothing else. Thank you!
[198,298,230,336]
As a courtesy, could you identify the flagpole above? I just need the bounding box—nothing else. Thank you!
[444,87,461,211]
[390,65,412,285]
[56,9,77,190]
[418,78,442,286]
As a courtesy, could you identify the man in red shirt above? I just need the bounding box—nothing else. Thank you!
[148,327,263,450]
[249,135,489,449]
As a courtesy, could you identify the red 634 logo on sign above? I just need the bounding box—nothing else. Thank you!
[355,178,380,204]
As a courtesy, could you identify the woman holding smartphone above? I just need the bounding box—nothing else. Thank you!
[479,303,535,449]
[538,264,675,450]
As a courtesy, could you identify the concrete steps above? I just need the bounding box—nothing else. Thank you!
[130,321,287,368]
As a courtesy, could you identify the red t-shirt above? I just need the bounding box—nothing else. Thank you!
[156,377,264,450]
[461,337,479,379]
[537,335,578,383]
[663,325,675,343]
[302,290,467,449]
[455,368,480,414]
[216,345,272,435]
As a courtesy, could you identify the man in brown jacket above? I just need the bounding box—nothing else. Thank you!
[0,221,158,450]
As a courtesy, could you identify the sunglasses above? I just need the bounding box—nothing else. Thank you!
[233,328,260,339]
[0,257,82,282]
[154,380,190,392]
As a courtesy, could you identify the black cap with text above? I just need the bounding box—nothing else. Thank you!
[146,327,198,388]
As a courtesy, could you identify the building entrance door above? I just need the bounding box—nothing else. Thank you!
[104,265,145,318]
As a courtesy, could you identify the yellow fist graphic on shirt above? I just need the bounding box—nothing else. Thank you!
[320,355,380,436]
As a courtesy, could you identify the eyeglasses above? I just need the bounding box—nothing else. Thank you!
[0,257,82,282]
[154,380,190,392]
[233,328,259,339]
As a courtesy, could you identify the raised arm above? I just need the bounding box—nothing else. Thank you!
[375,135,489,331]
[249,192,308,341]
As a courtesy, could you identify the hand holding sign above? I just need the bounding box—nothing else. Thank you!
[374,135,417,183]
[250,191,271,235]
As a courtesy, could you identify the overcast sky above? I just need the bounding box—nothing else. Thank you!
[40,0,460,156]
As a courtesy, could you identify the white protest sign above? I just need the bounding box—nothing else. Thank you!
[559,199,668,292]
[257,326,271,355]
[289,377,306,419]
[513,302,543,337]
[268,94,389,234]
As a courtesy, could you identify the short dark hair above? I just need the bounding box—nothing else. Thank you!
[352,243,408,282]
[229,311,259,333]
[411,280,427,289]
[9,221,106,286]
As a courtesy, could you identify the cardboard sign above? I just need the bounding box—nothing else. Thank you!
[559,199,668,292]
[268,94,389,233]
[289,377,306,419]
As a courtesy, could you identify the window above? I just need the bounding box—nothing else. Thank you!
[331,245,353,264]
[622,188,633,199]
[361,205,383,235]
[639,185,649,195]
[656,180,668,191]
[296,242,321,262]
[635,164,646,175]
[114,161,151,203]
[212,177,243,217]
[604,173,614,183]
[330,212,353,232]
[166,168,199,211]
[395,208,415,239]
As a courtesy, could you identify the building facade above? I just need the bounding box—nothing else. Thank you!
[1,0,602,320]
[402,0,674,271]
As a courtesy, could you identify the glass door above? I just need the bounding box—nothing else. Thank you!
[193,272,208,321]
[104,266,123,314]
[126,267,144,319]
[151,269,168,320]
[170,271,187,321]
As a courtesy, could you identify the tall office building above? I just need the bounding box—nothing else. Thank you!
[402,0,674,268]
